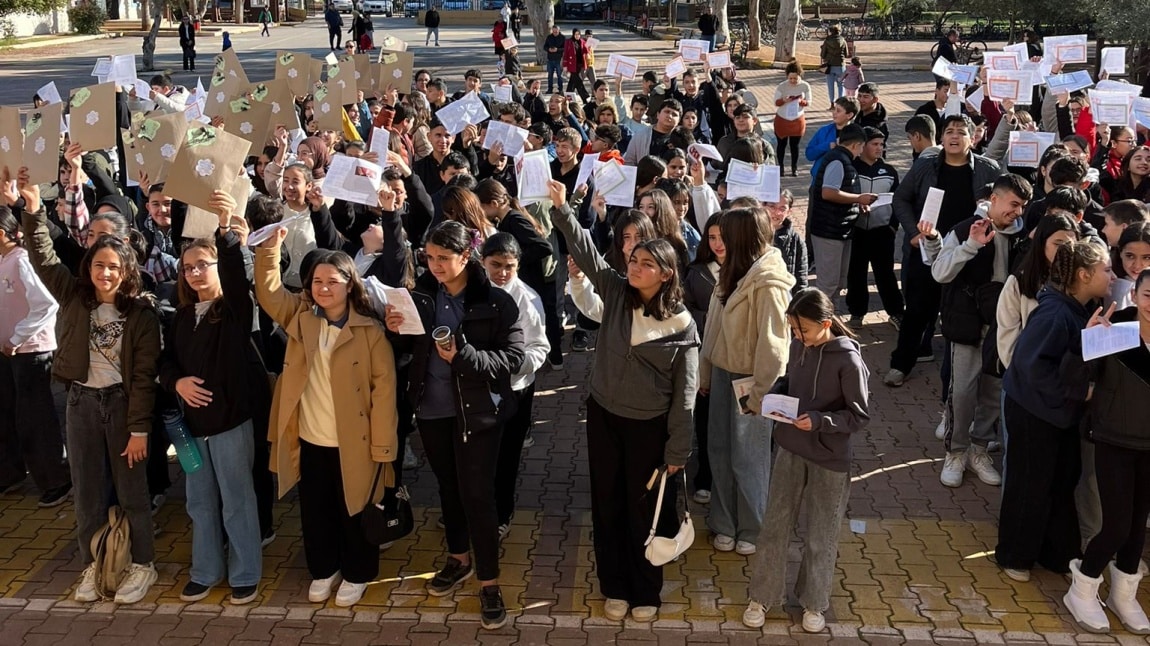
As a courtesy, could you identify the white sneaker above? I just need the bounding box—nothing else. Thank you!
[967,446,1001,486]
[712,534,736,552]
[1002,567,1030,582]
[308,572,342,602]
[692,489,711,504]
[742,600,766,628]
[883,369,907,387]
[604,598,629,620]
[735,540,757,555]
[498,523,510,541]
[1064,559,1109,633]
[940,451,966,488]
[934,417,946,440]
[802,609,826,633]
[113,563,158,604]
[74,564,98,602]
[630,605,658,622]
[334,580,367,607]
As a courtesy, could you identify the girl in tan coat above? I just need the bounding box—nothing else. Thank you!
[255,225,398,608]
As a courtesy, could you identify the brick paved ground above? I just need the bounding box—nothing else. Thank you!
[1,21,1147,646]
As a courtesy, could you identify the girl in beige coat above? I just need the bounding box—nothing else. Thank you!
[255,227,398,608]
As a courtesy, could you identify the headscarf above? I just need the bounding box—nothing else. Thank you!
[296,136,331,179]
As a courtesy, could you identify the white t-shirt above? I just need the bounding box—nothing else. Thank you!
[82,303,125,388]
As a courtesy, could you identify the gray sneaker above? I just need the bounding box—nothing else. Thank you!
[883,369,907,387]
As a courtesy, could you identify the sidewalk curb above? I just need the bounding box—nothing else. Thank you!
[745,58,930,72]
[3,33,112,51]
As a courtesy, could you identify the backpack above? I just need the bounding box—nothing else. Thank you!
[90,506,132,599]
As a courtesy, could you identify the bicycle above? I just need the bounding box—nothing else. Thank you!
[931,37,989,65]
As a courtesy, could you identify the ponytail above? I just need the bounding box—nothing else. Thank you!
[786,288,857,339]
[1049,240,1107,294]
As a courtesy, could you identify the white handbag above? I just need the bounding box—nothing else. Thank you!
[644,467,695,566]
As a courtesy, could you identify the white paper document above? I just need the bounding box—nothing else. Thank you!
[872,193,894,208]
[1003,42,1029,62]
[1101,47,1127,75]
[985,71,1033,103]
[322,154,383,207]
[1134,98,1150,129]
[931,58,978,86]
[665,57,687,79]
[592,159,628,195]
[575,154,597,188]
[605,54,639,80]
[1007,131,1056,168]
[516,149,552,205]
[594,160,638,207]
[679,38,710,62]
[108,54,137,86]
[36,82,62,105]
[247,212,309,247]
[91,57,112,76]
[1046,71,1094,94]
[760,394,801,424]
[1044,34,1088,64]
[1095,80,1141,96]
[1082,321,1141,362]
[482,120,529,158]
[380,287,426,335]
[492,84,513,104]
[369,127,391,166]
[434,92,489,136]
[964,86,985,111]
[688,143,722,163]
[920,187,944,226]
[1090,90,1133,127]
[983,52,1021,71]
[725,160,780,203]
[705,51,731,71]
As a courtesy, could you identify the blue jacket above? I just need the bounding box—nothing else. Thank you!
[1003,287,1092,429]
[805,122,839,183]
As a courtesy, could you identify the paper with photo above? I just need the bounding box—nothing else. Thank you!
[1044,34,1088,64]
[36,81,62,106]
[1082,321,1140,362]
[435,92,490,136]
[665,56,687,79]
[679,38,710,62]
[67,82,116,151]
[516,149,551,205]
[984,52,1021,71]
[760,394,800,423]
[482,120,529,158]
[594,160,637,207]
[705,50,732,71]
[376,35,408,53]
[725,160,780,203]
[224,97,273,147]
[729,377,756,415]
[184,173,253,240]
[322,154,383,207]
[1101,47,1126,75]
[605,53,639,80]
[1046,70,1094,94]
[22,102,62,185]
[985,71,1032,103]
[920,187,945,226]
[164,125,252,213]
[1007,130,1056,168]
[0,107,24,174]
[688,143,722,162]
[376,50,414,94]
[275,51,313,96]
[138,112,189,184]
[492,83,513,104]
[311,83,346,132]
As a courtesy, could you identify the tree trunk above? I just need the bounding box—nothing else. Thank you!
[236,0,244,23]
[669,0,677,28]
[526,0,554,66]
[748,0,760,50]
[774,0,799,61]
[141,0,163,71]
[140,0,149,30]
[713,0,728,47]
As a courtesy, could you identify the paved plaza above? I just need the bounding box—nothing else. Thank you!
[0,18,1145,645]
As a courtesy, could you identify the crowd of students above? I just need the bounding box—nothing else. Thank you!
[3,17,1150,637]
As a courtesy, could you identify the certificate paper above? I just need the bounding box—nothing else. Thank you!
[725,160,780,203]
[482,120,530,158]
[1101,47,1127,75]
[516,149,552,205]
[1090,90,1133,127]
[705,51,732,71]
[606,54,639,80]
[1044,34,1088,64]
[1046,71,1094,94]
[679,38,710,62]
[593,160,638,207]
[985,71,1032,103]
[665,56,687,79]
[983,52,1021,71]
[1007,130,1056,168]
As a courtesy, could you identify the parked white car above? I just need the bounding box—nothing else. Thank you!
[331,0,354,13]
[361,0,391,15]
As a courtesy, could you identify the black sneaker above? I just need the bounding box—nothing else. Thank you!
[261,530,276,548]
[230,585,258,605]
[180,580,212,602]
[479,585,507,629]
[38,482,72,508]
[427,557,473,597]
[572,330,590,352]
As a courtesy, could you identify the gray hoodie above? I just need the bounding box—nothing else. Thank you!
[772,336,870,473]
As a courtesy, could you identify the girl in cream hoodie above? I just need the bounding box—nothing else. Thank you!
[700,207,794,555]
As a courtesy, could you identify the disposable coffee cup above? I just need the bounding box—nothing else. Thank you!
[432,326,453,349]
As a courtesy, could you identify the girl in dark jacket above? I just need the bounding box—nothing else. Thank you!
[997,240,1114,586]
[1068,269,1150,634]
[159,191,267,605]
[683,212,724,504]
[384,220,525,631]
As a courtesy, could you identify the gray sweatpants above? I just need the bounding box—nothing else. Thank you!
[749,447,849,612]
[944,341,1000,453]
[811,236,851,303]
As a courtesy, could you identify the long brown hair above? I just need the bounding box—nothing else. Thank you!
[302,250,375,318]
[78,236,146,313]
[717,207,774,305]
[441,186,492,241]
[623,238,684,320]
[607,210,656,273]
[176,238,224,321]
[640,189,689,267]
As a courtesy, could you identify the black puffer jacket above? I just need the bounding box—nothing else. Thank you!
[1088,307,1150,450]
[402,263,525,441]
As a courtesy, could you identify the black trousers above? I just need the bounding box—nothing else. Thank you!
[0,352,69,492]
[419,416,503,581]
[889,251,940,374]
[776,136,801,173]
[586,396,678,607]
[693,392,712,492]
[328,27,342,50]
[995,395,1081,573]
[1081,441,1150,577]
[539,279,564,364]
[846,226,904,319]
[566,71,589,102]
[496,384,535,525]
[181,45,196,71]
[298,440,379,584]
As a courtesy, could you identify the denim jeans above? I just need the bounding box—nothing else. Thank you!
[707,367,772,543]
[67,384,154,565]
[749,447,850,612]
[547,60,564,93]
[825,66,844,103]
[186,419,262,588]
[0,352,69,492]
[426,26,439,45]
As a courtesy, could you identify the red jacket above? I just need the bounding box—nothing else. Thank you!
[493,21,507,46]
[562,38,588,74]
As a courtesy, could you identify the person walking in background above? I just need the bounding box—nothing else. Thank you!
[258,7,272,37]
[582,29,597,86]
[179,14,196,71]
[819,25,848,103]
[221,31,232,52]
[544,25,565,94]
[325,2,344,50]
[425,5,441,46]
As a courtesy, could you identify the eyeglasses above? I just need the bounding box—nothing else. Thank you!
[1114,139,1136,144]
[182,261,218,275]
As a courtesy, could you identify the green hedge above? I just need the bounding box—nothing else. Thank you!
[68,1,107,35]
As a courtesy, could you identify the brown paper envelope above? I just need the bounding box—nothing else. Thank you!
[340,53,372,92]
[0,107,25,176]
[184,173,252,239]
[326,63,358,105]
[67,83,116,151]
[310,60,326,91]
[275,51,313,97]
[250,79,298,132]
[376,50,414,95]
[205,67,245,119]
[214,48,250,90]
[224,97,274,147]
[138,112,189,185]
[22,102,63,186]
[312,83,345,132]
[122,129,147,187]
[164,125,252,213]
[375,35,408,53]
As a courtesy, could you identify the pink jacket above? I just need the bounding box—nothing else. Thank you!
[842,64,865,91]
[0,247,58,354]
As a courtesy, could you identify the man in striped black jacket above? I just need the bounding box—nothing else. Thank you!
[846,127,904,326]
